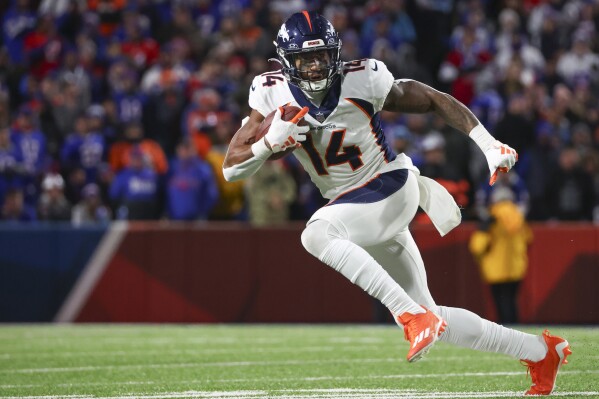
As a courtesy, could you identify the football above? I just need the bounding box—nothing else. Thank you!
[255,105,308,160]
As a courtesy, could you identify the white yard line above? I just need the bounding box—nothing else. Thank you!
[0,345,376,359]
[2,356,597,374]
[0,358,401,374]
[2,389,599,399]
[1,370,596,389]
[0,347,515,360]
[54,222,128,323]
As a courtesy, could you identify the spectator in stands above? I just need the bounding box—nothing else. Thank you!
[430,115,475,211]
[476,170,530,221]
[495,33,545,81]
[544,84,576,144]
[401,113,430,168]
[2,0,36,65]
[183,88,230,159]
[494,9,521,55]
[556,30,599,86]
[140,43,189,94]
[156,3,200,47]
[532,9,563,61]
[548,146,596,220]
[56,46,92,109]
[60,114,106,184]
[496,58,526,104]
[360,0,417,59]
[50,79,88,138]
[418,131,470,209]
[438,21,492,105]
[493,94,536,162]
[166,139,218,221]
[0,125,24,207]
[1,187,35,222]
[41,0,85,43]
[71,182,111,225]
[86,104,117,146]
[11,105,48,188]
[109,122,168,175]
[323,5,360,62]
[110,68,146,127]
[389,124,413,156]
[469,185,532,324]
[23,14,64,80]
[119,11,159,71]
[87,0,126,38]
[525,122,560,221]
[143,85,186,157]
[37,173,72,221]
[109,146,160,220]
[0,88,9,129]
[469,79,505,136]
[567,79,599,127]
[246,159,297,226]
[204,117,245,221]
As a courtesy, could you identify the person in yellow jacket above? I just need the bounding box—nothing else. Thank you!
[469,186,533,324]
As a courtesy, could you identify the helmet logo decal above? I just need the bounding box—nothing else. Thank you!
[278,24,290,42]
[303,39,325,48]
[326,20,335,36]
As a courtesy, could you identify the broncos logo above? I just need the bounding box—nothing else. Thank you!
[325,20,336,36]
[277,23,290,42]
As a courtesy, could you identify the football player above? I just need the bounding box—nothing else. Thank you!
[223,11,570,395]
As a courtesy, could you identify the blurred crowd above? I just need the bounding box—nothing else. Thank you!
[0,0,598,225]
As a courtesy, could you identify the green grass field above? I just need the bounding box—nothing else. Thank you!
[0,325,598,398]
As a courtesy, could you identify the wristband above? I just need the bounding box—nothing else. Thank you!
[469,124,495,153]
[251,137,272,160]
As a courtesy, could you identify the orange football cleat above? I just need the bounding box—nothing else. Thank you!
[397,306,447,362]
[522,330,572,396]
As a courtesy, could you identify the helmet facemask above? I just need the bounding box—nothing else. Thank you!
[277,44,342,93]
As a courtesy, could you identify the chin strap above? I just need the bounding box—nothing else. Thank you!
[268,58,283,66]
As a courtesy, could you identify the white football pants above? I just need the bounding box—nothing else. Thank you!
[301,170,546,361]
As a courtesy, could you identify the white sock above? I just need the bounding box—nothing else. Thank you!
[436,306,547,361]
[320,238,424,316]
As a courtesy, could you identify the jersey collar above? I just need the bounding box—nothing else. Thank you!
[288,77,341,123]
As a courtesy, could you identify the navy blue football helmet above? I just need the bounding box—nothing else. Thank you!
[274,11,342,92]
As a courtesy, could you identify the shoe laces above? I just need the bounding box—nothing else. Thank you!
[521,359,538,386]
[403,325,411,342]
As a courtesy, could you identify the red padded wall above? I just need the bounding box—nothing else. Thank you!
[76,222,599,324]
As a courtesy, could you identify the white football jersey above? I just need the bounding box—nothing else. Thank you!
[249,58,398,199]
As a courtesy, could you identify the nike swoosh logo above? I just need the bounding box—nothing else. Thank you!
[371,62,378,71]
[251,84,256,91]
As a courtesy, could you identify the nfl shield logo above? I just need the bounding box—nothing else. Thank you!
[315,112,325,123]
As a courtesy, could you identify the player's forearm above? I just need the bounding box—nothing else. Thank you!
[427,90,480,135]
[223,145,255,169]
[384,81,480,135]
[222,138,271,182]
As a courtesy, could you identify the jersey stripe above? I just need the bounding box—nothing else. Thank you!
[371,112,396,162]
[302,10,313,32]
[327,169,408,205]
[346,98,396,163]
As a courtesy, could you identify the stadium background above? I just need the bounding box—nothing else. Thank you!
[0,0,598,324]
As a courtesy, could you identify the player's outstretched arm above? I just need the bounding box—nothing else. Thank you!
[383,80,479,134]
[383,80,517,185]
